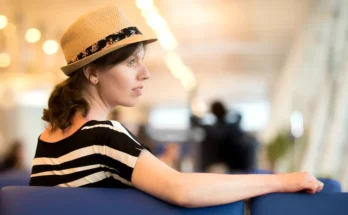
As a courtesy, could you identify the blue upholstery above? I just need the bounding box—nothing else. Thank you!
[0,170,30,189]
[318,178,342,192]
[0,186,244,215]
[251,192,348,215]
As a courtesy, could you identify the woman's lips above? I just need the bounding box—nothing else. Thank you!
[133,87,143,96]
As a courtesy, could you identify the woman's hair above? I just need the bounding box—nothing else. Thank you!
[42,42,143,131]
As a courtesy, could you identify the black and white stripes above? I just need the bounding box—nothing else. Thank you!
[30,120,144,188]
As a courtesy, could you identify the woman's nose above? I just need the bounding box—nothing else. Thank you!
[138,64,151,81]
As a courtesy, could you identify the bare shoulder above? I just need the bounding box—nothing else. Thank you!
[39,127,54,141]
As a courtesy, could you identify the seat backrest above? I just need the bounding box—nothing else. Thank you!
[0,186,244,215]
[250,192,348,215]
[318,178,342,192]
[0,170,30,189]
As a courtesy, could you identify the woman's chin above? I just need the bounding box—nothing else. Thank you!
[113,98,139,108]
[123,100,138,107]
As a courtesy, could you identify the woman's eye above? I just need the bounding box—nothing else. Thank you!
[128,60,136,66]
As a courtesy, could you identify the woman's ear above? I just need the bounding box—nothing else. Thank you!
[83,64,99,85]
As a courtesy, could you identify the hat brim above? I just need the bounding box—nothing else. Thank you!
[60,34,157,76]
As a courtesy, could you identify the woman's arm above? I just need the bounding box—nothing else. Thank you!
[132,150,323,208]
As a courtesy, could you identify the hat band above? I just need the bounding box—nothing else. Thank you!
[68,26,142,65]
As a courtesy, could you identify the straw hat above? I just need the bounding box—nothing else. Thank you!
[60,5,157,76]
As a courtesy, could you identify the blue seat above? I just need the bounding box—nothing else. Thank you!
[251,192,348,215]
[0,186,244,215]
[0,170,30,189]
[318,178,342,192]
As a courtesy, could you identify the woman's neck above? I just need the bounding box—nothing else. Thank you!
[84,108,109,121]
[82,88,111,121]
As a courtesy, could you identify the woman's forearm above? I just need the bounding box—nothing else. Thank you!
[176,173,280,208]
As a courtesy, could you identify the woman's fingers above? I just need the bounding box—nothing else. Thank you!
[305,181,323,193]
[317,181,324,192]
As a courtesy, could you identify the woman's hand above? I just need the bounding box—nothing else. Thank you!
[276,172,324,194]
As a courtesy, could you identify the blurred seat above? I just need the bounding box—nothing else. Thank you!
[251,192,348,215]
[0,170,30,189]
[318,178,342,192]
[0,186,244,215]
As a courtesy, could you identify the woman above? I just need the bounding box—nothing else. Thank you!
[30,5,323,208]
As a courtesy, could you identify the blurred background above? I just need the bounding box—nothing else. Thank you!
[0,0,347,190]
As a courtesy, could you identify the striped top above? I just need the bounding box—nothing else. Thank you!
[29,120,146,188]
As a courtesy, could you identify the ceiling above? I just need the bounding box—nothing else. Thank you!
[0,0,311,106]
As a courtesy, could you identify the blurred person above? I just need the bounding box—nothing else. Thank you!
[0,140,25,172]
[211,101,228,125]
[136,124,154,152]
[206,163,230,174]
[199,101,259,173]
[158,142,181,170]
[0,131,6,158]
[29,5,323,208]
